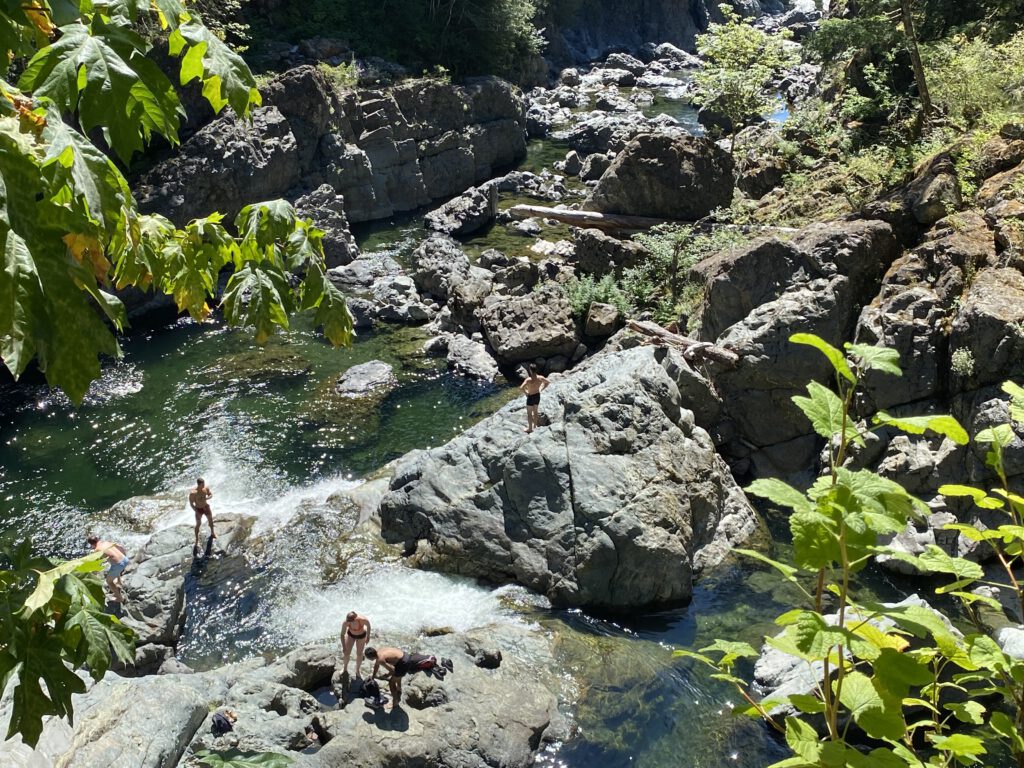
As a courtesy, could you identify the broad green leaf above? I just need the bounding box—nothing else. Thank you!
[790,509,841,570]
[873,412,969,446]
[838,671,904,740]
[944,700,984,725]
[732,548,801,583]
[20,16,183,162]
[302,267,354,348]
[746,478,813,514]
[871,647,932,698]
[976,423,1015,447]
[63,605,134,679]
[791,332,855,383]
[786,693,825,714]
[792,381,862,445]
[193,749,295,768]
[1003,380,1024,425]
[915,545,983,581]
[174,21,261,117]
[221,263,293,343]
[845,342,902,376]
[21,554,103,617]
[990,711,1024,753]
[698,639,759,666]
[966,634,1010,673]
[927,733,986,761]
[783,716,821,762]
[938,485,1004,509]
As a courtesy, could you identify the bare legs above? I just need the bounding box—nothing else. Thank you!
[106,573,123,603]
[342,635,367,677]
[194,509,216,549]
[388,676,402,709]
[525,404,539,433]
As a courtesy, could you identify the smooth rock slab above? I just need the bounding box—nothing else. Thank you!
[379,345,759,611]
[334,361,397,398]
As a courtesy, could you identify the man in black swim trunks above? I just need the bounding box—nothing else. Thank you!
[364,646,450,709]
[188,477,216,553]
[519,364,550,434]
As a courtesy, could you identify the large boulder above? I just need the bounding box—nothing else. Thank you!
[478,284,580,365]
[378,345,759,611]
[424,181,499,237]
[119,516,253,673]
[948,267,1024,391]
[693,221,899,464]
[584,133,734,219]
[410,237,472,303]
[294,184,359,267]
[571,228,649,276]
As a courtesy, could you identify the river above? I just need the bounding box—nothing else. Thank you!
[0,88,805,767]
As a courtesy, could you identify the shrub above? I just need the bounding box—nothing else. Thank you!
[564,274,630,318]
[951,347,976,377]
[317,60,359,90]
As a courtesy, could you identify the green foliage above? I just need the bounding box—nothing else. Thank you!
[194,750,294,768]
[627,224,747,332]
[950,348,975,378]
[0,541,134,747]
[253,0,544,81]
[317,60,359,90]
[678,334,1024,767]
[923,31,1024,129]
[0,1,353,404]
[564,273,629,318]
[692,5,797,138]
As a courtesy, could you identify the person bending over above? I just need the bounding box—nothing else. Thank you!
[87,535,129,603]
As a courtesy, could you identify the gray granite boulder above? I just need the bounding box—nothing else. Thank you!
[378,345,759,611]
[584,133,734,219]
[335,361,397,398]
[478,284,580,365]
[424,181,499,237]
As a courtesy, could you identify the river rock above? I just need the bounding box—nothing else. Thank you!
[294,184,359,267]
[571,227,649,276]
[334,361,397,398]
[855,213,995,408]
[554,111,682,155]
[580,152,614,182]
[120,515,254,672]
[137,68,526,227]
[863,154,963,244]
[584,302,621,336]
[696,221,899,459]
[478,284,580,364]
[584,133,734,219]
[378,345,759,611]
[947,267,1024,392]
[604,52,646,75]
[328,253,403,293]
[446,334,501,382]
[424,181,499,236]
[410,237,471,303]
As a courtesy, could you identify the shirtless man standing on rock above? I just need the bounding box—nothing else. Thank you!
[189,477,216,553]
[519,364,551,434]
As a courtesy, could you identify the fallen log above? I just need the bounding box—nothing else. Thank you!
[506,203,799,236]
[506,204,669,232]
[626,319,741,368]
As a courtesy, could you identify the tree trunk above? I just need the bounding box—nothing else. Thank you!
[899,0,933,119]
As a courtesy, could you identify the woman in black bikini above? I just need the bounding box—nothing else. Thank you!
[340,611,372,677]
[519,364,551,434]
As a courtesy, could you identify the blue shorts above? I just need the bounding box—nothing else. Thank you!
[106,557,129,579]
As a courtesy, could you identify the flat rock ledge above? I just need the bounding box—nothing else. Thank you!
[379,344,763,611]
[0,624,562,768]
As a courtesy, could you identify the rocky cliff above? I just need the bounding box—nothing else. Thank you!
[136,67,527,236]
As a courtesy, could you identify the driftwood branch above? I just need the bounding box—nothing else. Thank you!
[507,204,799,236]
[506,204,668,232]
[627,319,741,368]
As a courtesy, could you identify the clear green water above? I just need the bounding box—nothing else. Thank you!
[0,125,851,768]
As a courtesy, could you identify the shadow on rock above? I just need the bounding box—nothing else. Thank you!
[361,704,410,732]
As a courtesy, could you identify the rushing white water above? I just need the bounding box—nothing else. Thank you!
[266,563,538,647]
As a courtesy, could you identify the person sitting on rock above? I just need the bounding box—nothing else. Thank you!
[87,535,129,603]
[519,364,550,434]
[365,646,454,709]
